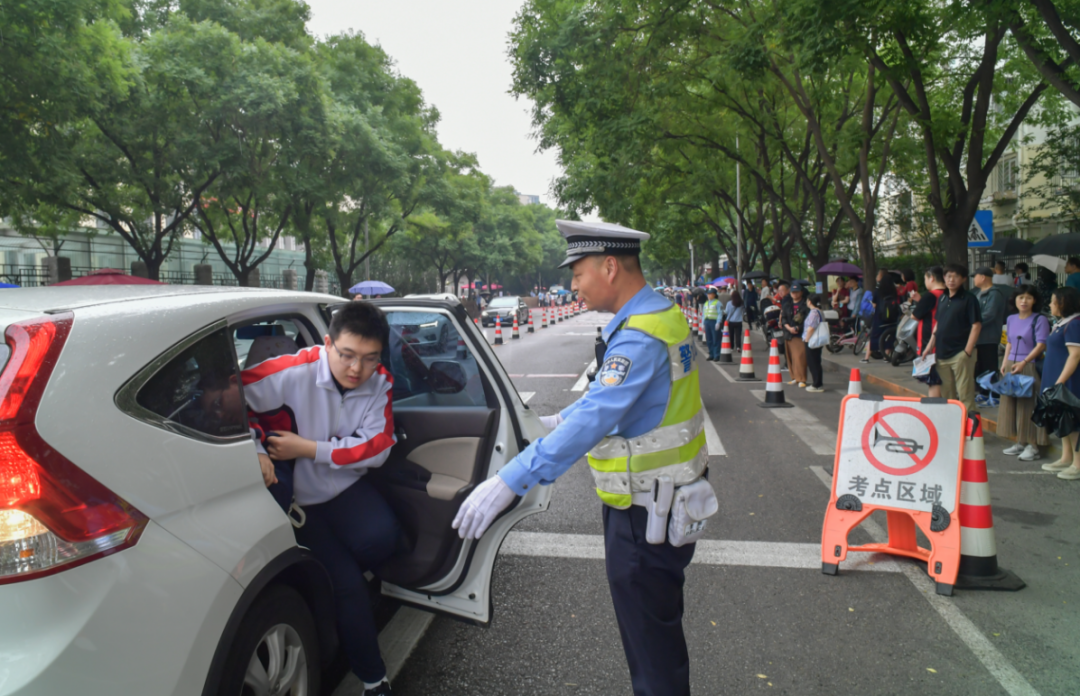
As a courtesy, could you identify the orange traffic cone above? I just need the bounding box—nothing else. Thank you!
[473,315,479,327]
[737,329,760,381]
[718,321,733,363]
[955,415,1025,590]
[512,314,520,339]
[557,306,563,323]
[848,368,863,395]
[759,339,793,408]
[527,310,535,333]
[699,309,706,341]
[494,316,503,345]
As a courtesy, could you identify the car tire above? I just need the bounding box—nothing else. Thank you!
[214,585,321,696]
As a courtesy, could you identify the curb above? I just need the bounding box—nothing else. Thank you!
[822,358,1003,438]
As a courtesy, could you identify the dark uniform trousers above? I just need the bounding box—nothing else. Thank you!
[604,504,696,696]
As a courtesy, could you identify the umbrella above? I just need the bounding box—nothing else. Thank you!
[986,236,1034,255]
[1033,254,1067,275]
[712,276,735,284]
[53,269,163,286]
[1032,384,1080,439]
[349,280,394,295]
[1030,232,1080,257]
[816,261,863,276]
[741,270,773,281]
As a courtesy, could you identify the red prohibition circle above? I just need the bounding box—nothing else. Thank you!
[860,406,939,476]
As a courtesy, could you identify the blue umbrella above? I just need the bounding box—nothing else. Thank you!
[349,280,394,295]
[712,276,735,284]
[0,283,19,289]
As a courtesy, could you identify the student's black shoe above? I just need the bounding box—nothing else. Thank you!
[365,682,393,696]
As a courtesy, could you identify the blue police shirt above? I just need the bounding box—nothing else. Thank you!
[499,284,675,494]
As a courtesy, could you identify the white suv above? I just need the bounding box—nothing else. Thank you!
[0,286,550,695]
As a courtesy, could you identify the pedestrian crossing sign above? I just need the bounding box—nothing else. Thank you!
[967,211,993,248]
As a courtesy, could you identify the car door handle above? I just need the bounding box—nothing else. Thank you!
[394,425,408,441]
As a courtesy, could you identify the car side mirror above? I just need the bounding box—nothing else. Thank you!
[429,360,467,394]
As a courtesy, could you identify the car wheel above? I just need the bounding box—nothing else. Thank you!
[215,585,321,696]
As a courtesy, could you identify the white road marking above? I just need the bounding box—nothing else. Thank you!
[701,401,727,456]
[807,466,1040,696]
[750,390,837,455]
[519,391,535,404]
[988,470,1056,475]
[571,360,595,392]
[501,531,901,573]
[333,607,435,695]
[710,361,737,383]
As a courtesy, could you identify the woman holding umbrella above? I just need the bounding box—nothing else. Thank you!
[1039,287,1080,479]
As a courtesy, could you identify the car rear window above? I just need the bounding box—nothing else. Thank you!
[488,298,517,308]
[136,328,249,439]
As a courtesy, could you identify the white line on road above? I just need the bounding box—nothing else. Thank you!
[750,390,837,455]
[807,466,1041,696]
[519,391,535,404]
[701,401,727,456]
[571,360,595,392]
[710,361,737,383]
[500,531,901,573]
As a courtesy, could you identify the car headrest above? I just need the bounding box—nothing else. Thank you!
[245,335,301,370]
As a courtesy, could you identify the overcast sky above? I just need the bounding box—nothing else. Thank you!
[305,0,562,208]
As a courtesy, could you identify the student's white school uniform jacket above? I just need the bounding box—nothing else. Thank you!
[241,345,396,506]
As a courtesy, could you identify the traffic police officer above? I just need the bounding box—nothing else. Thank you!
[703,286,721,361]
[452,220,709,696]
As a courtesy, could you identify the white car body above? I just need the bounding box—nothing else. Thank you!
[0,286,550,695]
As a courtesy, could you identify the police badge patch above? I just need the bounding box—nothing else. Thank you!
[599,355,632,387]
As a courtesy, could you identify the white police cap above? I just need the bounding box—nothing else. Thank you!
[556,219,650,269]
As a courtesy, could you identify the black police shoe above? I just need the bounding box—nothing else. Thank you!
[365,681,393,696]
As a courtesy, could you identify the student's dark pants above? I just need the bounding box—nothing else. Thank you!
[975,343,1000,396]
[807,345,824,388]
[296,479,401,684]
[268,461,294,512]
[604,504,696,696]
[728,321,743,350]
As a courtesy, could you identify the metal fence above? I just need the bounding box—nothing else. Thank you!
[0,264,317,291]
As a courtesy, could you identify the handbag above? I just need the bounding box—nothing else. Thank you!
[912,353,936,378]
[808,310,830,349]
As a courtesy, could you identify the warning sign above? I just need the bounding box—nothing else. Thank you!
[836,397,964,514]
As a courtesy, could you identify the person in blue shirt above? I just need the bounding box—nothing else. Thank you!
[1066,257,1080,292]
[452,220,711,696]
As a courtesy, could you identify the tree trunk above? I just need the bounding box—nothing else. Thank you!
[337,270,353,299]
[856,224,877,293]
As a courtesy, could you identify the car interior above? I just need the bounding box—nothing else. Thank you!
[233,309,503,592]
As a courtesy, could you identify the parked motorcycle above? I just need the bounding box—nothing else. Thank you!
[889,303,918,366]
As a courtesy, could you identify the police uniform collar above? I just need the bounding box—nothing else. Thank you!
[604,285,661,342]
[556,219,650,269]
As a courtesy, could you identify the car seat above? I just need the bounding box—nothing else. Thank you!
[244,334,300,370]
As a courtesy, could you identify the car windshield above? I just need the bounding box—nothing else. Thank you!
[489,298,517,308]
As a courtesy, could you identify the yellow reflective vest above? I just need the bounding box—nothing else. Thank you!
[586,305,707,508]
[703,298,720,320]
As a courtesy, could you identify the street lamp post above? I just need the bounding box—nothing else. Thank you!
[736,133,742,287]
[689,241,694,286]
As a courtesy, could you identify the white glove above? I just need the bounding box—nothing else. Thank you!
[539,413,563,430]
[452,475,517,540]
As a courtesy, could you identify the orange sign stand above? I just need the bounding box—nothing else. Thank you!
[821,394,966,596]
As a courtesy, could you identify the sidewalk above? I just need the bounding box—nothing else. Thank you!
[821,347,1010,438]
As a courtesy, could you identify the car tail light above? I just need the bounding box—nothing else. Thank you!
[0,314,147,584]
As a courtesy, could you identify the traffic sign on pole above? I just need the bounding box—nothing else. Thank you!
[967,211,993,248]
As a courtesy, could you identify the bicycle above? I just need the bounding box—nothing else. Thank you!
[827,317,870,355]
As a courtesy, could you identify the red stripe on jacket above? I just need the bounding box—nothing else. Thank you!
[241,345,322,386]
[331,388,395,466]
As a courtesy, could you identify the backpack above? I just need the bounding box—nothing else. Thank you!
[859,291,875,320]
[880,295,900,324]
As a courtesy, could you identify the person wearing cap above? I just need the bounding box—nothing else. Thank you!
[452,220,712,696]
[703,286,721,360]
[783,283,809,387]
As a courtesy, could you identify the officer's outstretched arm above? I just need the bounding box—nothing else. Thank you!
[452,336,666,540]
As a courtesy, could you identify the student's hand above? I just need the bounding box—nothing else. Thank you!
[258,453,278,487]
[266,431,317,461]
[1010,362,1026,375]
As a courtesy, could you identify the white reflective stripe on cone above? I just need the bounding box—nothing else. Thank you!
[959,481,992,507]
[960,528,997,557]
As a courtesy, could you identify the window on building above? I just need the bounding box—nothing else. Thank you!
[998,158,1018,192]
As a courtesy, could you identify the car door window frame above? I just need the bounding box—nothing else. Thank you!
[115,319,252,445]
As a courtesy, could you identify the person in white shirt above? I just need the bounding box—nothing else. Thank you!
[243,302,400,696]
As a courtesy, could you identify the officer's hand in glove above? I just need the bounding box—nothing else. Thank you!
[539,413,564,431]
[452,475,517,540]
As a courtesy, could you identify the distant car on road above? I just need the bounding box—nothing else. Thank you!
[0,286,549,695]
[481,295,530,327]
